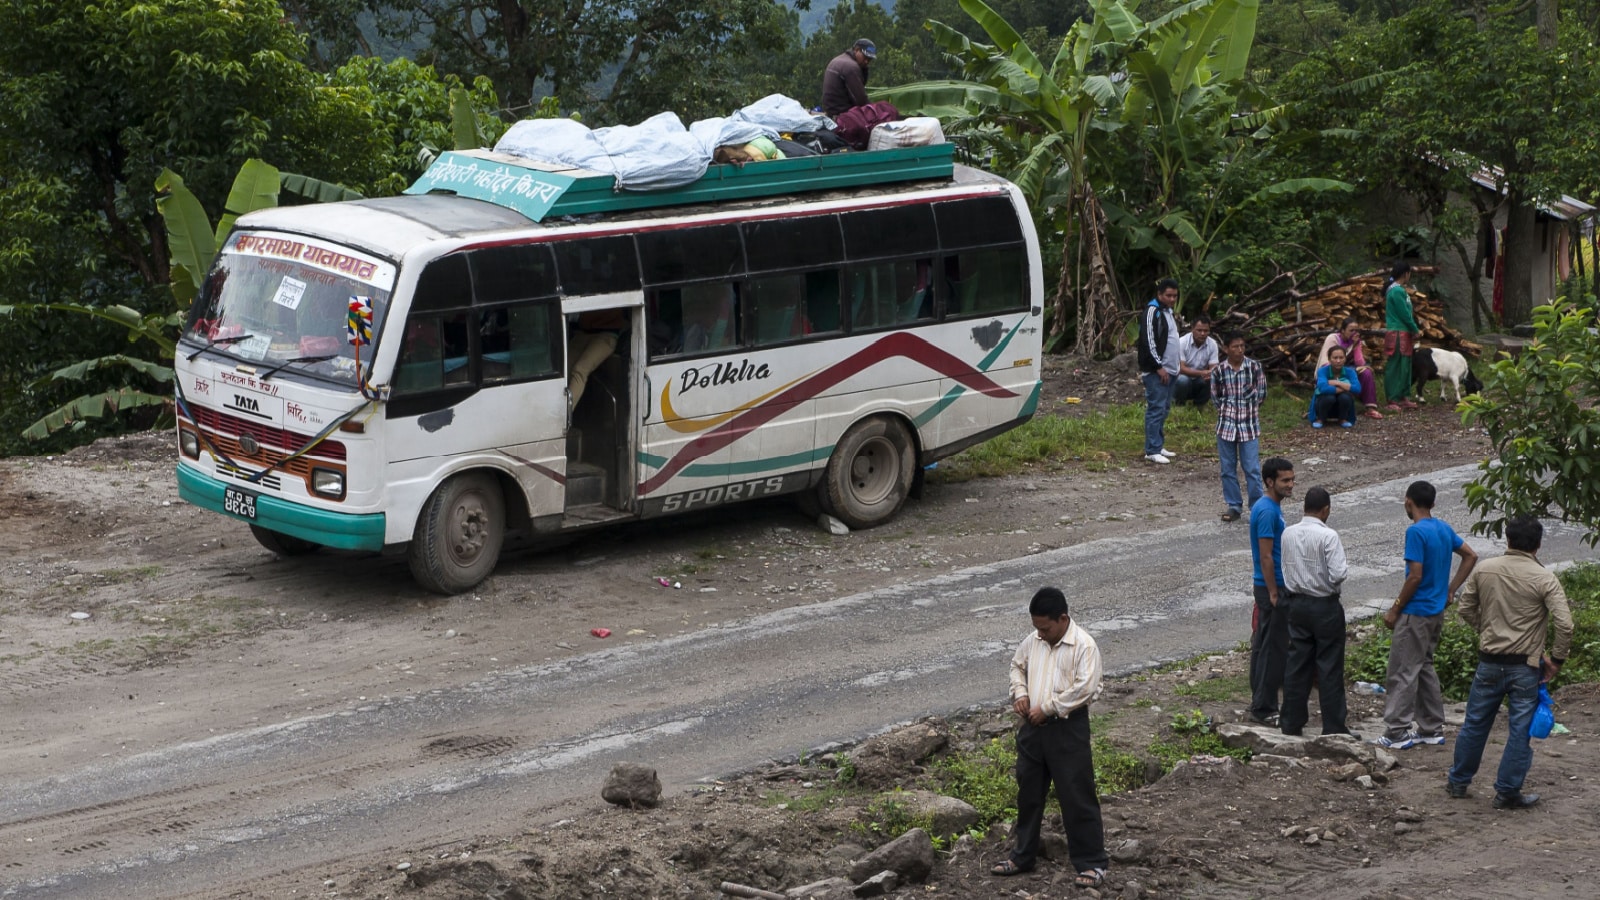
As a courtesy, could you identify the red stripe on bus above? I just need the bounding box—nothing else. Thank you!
[637,331,1017,495]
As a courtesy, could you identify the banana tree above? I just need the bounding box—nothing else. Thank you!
[1,160,361,440]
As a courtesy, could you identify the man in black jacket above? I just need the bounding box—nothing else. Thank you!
[1137,278,1181,464]
[822,39,875,118]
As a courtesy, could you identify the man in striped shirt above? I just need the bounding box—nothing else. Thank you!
[1210,333,1268,523]
[991,587,1109,889]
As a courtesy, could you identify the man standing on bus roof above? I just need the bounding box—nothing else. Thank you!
[1136,278,1181,464]
[822,39,876,118]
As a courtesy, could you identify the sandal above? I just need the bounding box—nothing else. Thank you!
[1076,867,1107,888]
[991,859,1031,877]
[1364,408,1384,419]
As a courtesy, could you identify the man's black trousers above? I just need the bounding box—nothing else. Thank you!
[1279,590,1349,734]
[1250,584,1288,718]
[1011,707,1108,872]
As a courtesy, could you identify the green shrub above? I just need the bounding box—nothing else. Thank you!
[929,738,1018,827]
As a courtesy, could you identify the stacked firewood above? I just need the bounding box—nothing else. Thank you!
[1208,268,1481,383]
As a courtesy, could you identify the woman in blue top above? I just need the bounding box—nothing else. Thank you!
[1309,346,1359,428]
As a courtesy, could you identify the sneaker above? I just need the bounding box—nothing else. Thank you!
[1144,453,1170,464]
[1372,734,1417,750]
[1220,508,1242,523]
[1157,447,1177,458]
[1412,732,1446,745]
[1446,781,1469,799]
[1493,791,1540,810]
[1340,421,1354,428]
[1311,421,1323,429]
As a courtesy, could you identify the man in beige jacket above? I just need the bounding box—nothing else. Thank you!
[1446,515,1573,809]
[992,587,1109,889]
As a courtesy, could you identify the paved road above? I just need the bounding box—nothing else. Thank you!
[2,464,1592,897]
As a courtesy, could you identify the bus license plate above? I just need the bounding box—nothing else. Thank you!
[223,486,258,520]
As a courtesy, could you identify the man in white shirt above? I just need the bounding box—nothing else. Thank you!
[1278,487,1353,736]
[1173,315,1220,407]
[992,587,1109,889]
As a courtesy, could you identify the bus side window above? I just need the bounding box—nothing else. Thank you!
[682,283,738,353]
[413,254,472,312]
[480,302,558,382]
[946,248,1024,316]
[395,318,444,392]
[749,270,837,345]
[847,259,932,331]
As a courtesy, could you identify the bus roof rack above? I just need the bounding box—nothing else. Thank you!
[404,144,956,222]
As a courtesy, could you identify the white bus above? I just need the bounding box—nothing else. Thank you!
[174,145,1043,593]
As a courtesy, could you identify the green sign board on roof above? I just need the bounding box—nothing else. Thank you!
[404,151,579,221]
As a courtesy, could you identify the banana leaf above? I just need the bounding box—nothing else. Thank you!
[280,173,365,204]
[22,388,172,440]
[34,354,174,387]
[451,87,479,150]
[216,158,281,245]
[155,168,215,292]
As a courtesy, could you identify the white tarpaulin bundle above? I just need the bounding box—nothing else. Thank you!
[493,95,835,191]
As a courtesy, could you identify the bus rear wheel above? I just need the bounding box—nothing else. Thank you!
[824,416,916,529]
[409,472,505,595]
[249,525,321,557]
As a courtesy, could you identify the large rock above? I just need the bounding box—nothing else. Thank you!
[852,870,899,898]
[890,790,980,839]
[600,762,661,808]
[1216,725,1376,767]
[848,828,935,884]
[848,722,949,787]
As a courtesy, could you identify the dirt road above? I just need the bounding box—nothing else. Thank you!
[0,358,1504,896]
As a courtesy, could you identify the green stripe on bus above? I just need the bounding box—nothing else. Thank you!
[176,465,386,552]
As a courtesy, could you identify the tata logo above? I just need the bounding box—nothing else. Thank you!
[232,394,261,413]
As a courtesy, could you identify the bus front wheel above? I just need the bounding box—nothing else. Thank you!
[824,416,916,529]
[409,472,505,595]
[249,525,321,557]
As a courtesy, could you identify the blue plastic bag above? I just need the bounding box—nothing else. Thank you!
[1529,685,1554,740]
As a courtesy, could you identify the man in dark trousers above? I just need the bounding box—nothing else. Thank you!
[1447,516,1572,808]
[1279,486,1353,736]
[991,587,1109,890]
[1136,278,1181,464]
[821,39,875,118]
[1249,457,1295,726]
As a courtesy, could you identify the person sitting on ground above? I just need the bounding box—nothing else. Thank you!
[1317,317,1383,419]
[821,39,876,118]
[1173,314,1219,407]
[1309,346,1360,429]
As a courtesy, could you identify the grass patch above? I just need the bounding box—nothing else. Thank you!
[764,782,857,813]
[1348,563,1600,699]
[1147,710,1251,772]
[931,384,1312,480]
[1174,673,1250,702]
[930,737,1018,827]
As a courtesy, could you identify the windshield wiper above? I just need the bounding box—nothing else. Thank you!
[185,333,255,362]
[259,354,338,382]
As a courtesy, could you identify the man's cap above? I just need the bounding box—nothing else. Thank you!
[853,39,877,59]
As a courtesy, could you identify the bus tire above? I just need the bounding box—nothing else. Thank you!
[249,525,321,557]
[824,416,915,529]
[408,472,505,595]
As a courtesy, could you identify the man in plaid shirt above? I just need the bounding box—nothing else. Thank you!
[1211,333,1267,522]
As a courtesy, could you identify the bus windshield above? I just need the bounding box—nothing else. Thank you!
[183,231,398,385]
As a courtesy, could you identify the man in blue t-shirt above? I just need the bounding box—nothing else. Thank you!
[1376,480,1478,749]
[1248,457,1295,725]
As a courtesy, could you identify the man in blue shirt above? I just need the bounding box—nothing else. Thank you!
[1248,457,1295,725]
[1376,480,1478,749]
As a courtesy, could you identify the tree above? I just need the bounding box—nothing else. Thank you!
[0,0,498,449]
[1276,1,1600,327]
[365,0,797,122]
[1462,300,1600,545]
[878,0,1343,351]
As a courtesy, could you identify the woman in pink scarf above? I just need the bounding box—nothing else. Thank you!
[1316,318,1383,419]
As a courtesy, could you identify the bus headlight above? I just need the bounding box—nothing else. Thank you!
[310,468,345,499]
[179,428,200,459]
